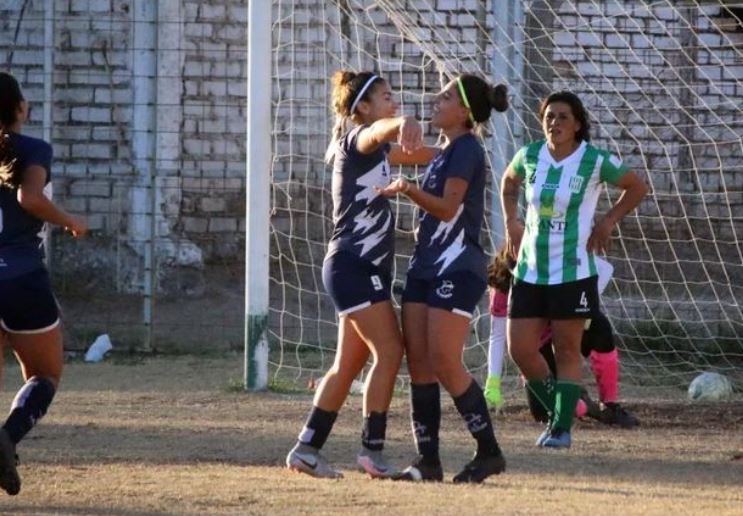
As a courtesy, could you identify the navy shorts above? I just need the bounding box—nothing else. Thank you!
[0,267,60,333]
[322,251,392,316]
[401,271,486,319]
[508,275,599,319]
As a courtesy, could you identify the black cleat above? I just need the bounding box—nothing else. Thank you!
[601,402,639,428]
[0,429,20,496]
[581,390,603,421]
[452,450,506,484]
[391,455,443,482]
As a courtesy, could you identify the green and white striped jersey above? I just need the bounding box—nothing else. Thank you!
[510,140,629,285]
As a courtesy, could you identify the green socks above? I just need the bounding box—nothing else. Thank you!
[527,376,555,419]
[553,380,583,432]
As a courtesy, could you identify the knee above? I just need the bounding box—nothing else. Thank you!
[508,340,533,367]
[388,341,405,364]
[372,344,404,370]
[554,345,582,365]
[429,350,461,382]
[323,365,355,386]
[404,341,428,369]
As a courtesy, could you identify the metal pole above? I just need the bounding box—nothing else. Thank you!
[43,0,54,268]
[245,0,271,391]
[132,0,157,351]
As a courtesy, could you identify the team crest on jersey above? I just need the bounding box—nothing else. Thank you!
[435,280,454,299]
[569,176,584,193]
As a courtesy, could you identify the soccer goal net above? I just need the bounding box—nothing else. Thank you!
[267,0,743,397]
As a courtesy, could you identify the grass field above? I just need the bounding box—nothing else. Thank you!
[0,355,740,515]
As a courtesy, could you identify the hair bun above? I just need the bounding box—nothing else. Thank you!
[331,70,357,88]
[488,84,509,112]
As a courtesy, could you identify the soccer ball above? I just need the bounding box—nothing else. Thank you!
[687,372,733,401]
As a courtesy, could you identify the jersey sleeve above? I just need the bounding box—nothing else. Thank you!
[445,137,482,184]
[23,140,53,183]
[343,125,391,160]
[508,146,527,180]
[599,151,629,184]
[341,125,365,155]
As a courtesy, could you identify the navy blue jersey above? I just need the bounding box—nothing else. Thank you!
[408,133,487,280]
[326,125,394,273]
[0,132,51,279]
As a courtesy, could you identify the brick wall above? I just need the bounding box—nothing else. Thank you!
[1,0,248,262]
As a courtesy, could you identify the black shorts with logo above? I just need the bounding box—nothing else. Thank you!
[508,275,599,320]
[402,270,486,319]
[322,251,391,316]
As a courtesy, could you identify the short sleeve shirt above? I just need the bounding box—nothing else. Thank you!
[510,140,629,285]
[408,133,487,280]
[326,126,394,273]
[0,133,52,279]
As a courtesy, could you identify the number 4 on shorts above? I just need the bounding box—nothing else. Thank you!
[579,291,588,308]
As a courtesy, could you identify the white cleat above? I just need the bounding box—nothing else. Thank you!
[286,443,343,479]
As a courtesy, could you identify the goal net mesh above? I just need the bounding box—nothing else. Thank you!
[269,0,743,397]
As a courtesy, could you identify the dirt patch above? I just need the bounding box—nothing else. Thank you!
[0,356,740,515]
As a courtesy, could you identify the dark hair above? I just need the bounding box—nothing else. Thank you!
[456,74,508,128]
[326,70,385,162]
[0,71,24,187]
[539,90,591,142]
[487,246,515,293]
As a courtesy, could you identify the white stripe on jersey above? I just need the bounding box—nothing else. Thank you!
[574,155,604,280]
[521,151,553,278]
[354,159,390,205]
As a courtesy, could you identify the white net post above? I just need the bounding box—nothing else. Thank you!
[245,0,271,390]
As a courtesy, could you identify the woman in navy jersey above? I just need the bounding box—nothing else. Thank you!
[377,74,509,483]
[286,71,436,479]
[0,72,87,495]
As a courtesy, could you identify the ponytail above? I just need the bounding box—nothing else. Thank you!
[0,72,24,188]
[0,126,20,188]
[487,246,515,293]
[325,114,351,164]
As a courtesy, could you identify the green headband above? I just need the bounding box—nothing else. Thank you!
[456,77,476,124]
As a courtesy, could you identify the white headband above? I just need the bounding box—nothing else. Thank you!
[349,75,379,115]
